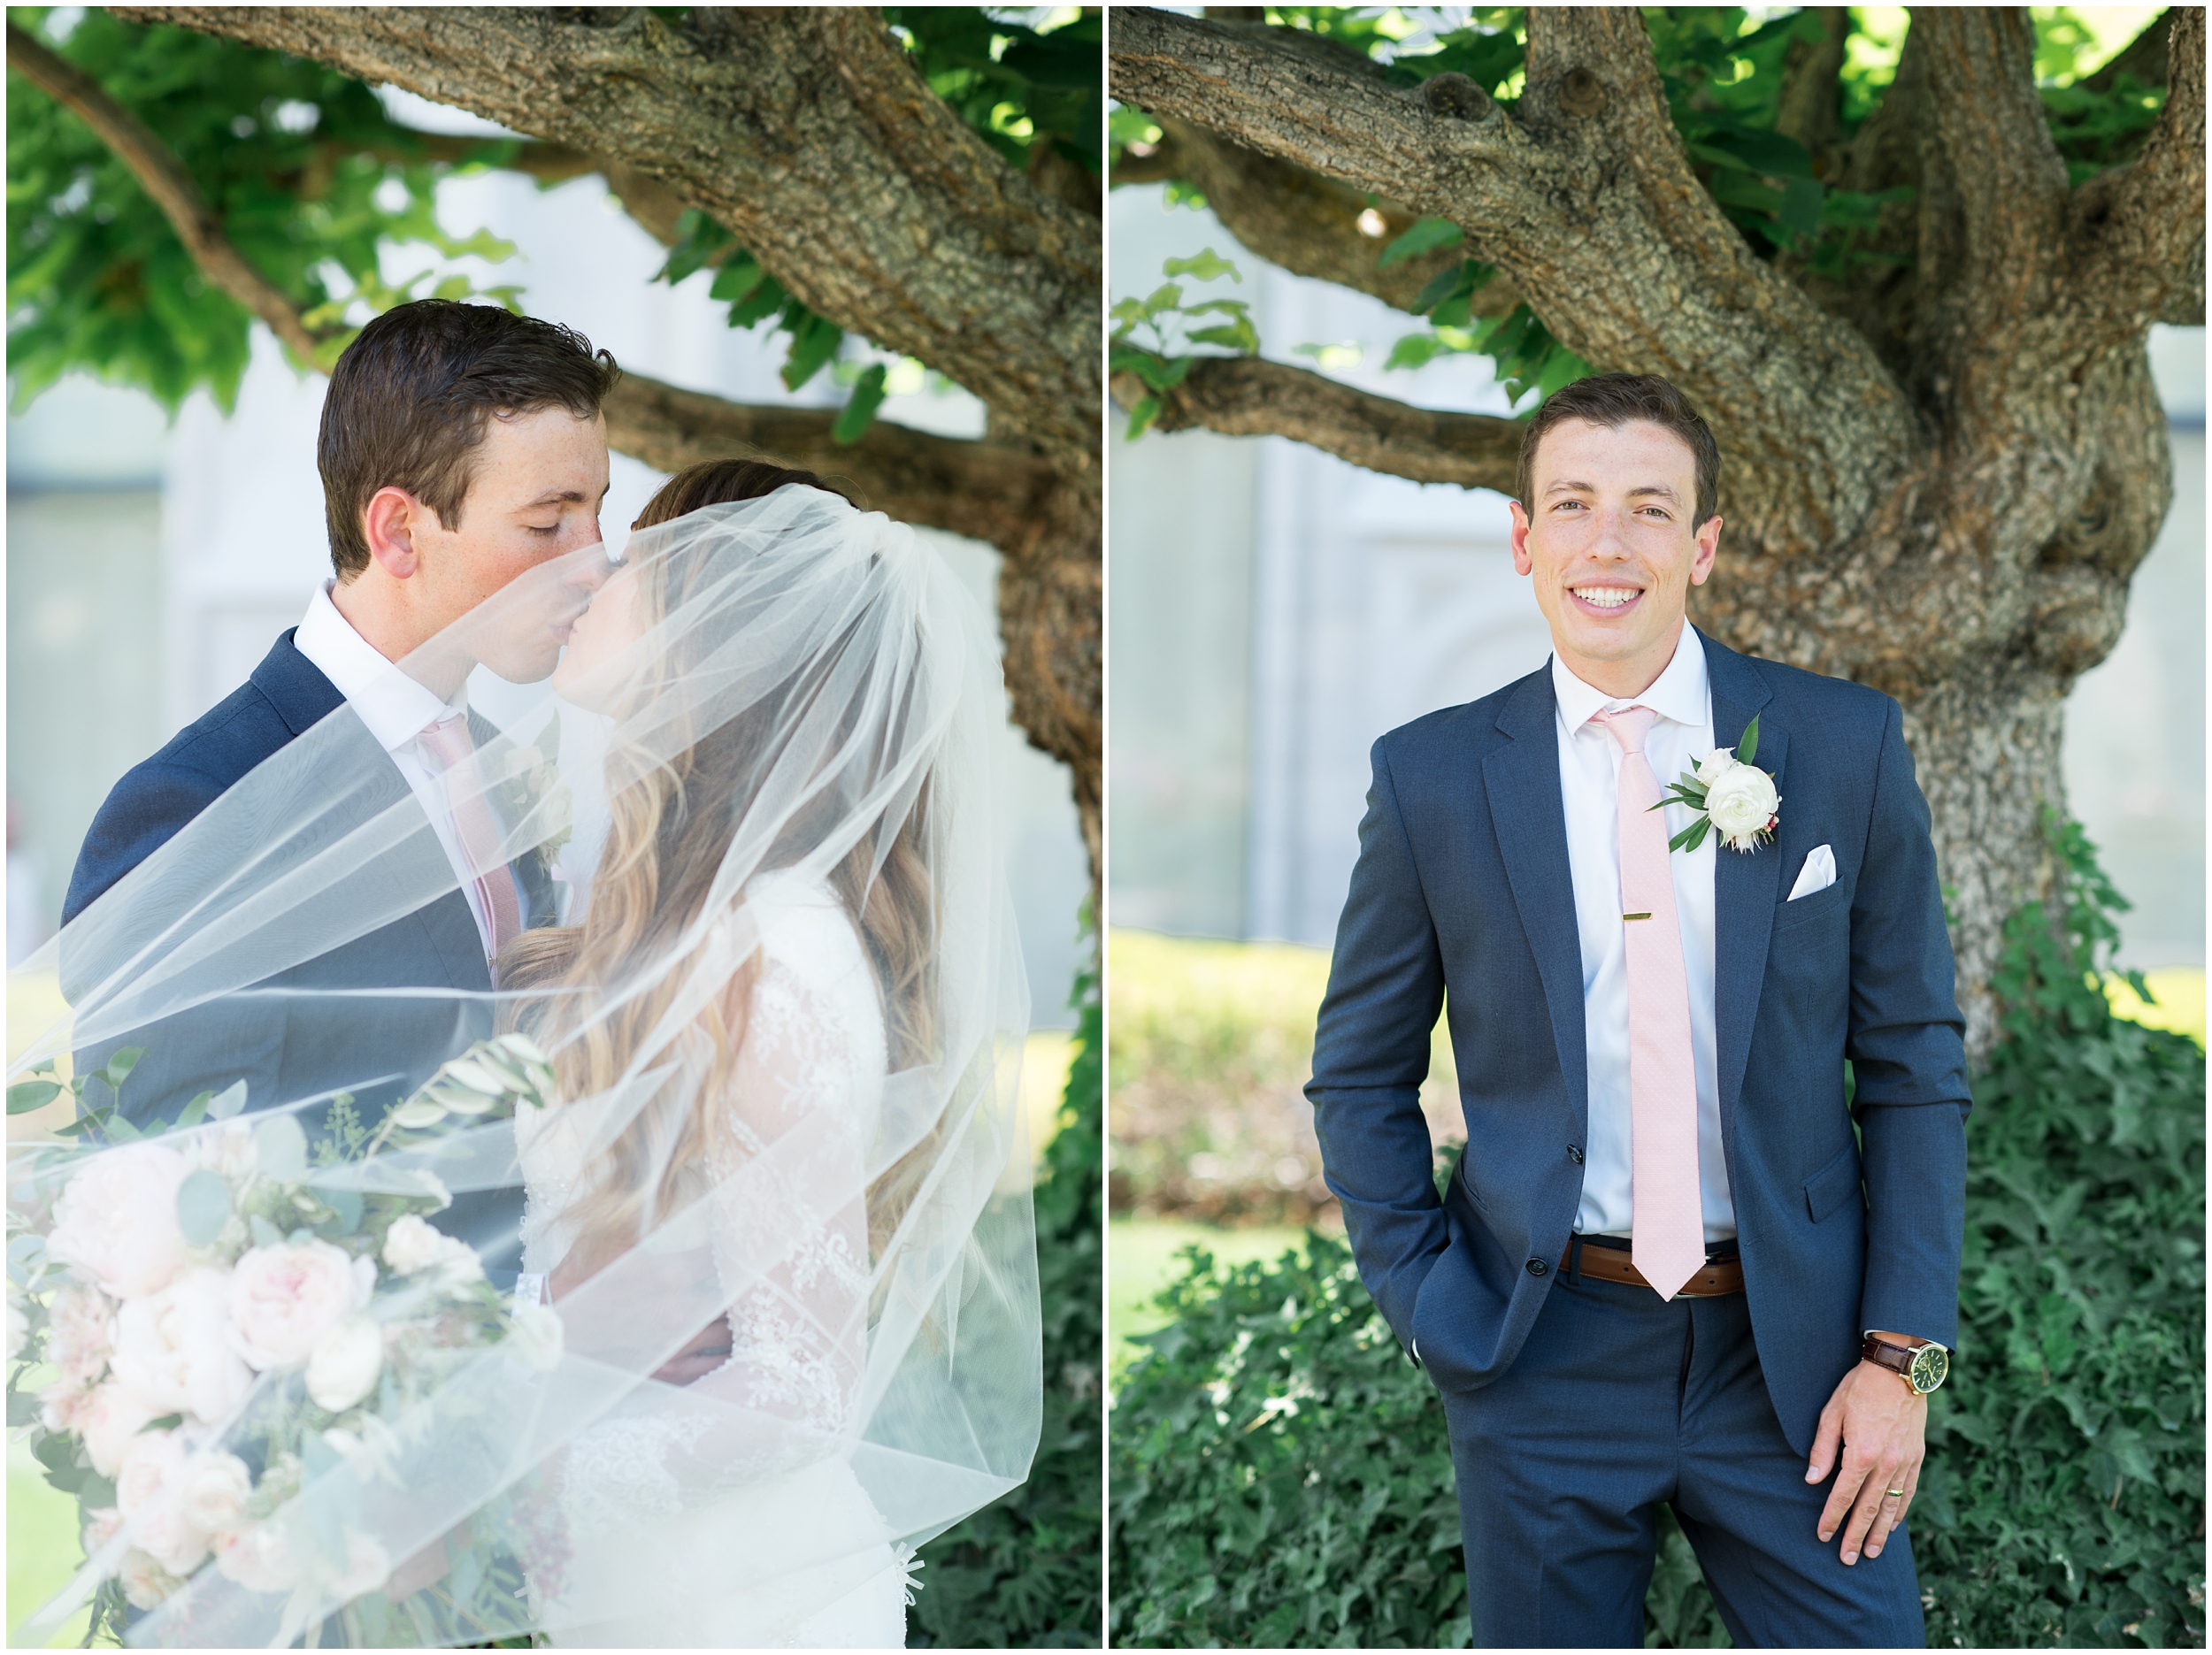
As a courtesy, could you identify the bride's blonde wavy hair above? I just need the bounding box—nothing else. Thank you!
[498,461,940,1268]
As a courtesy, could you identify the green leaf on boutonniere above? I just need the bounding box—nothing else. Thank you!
[1668,816,1713,853]
[1738,712,1761,766]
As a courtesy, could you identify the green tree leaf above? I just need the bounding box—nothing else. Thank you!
[831,362,888,446]
[1379,214,1463,268]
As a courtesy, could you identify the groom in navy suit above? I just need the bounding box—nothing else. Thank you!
[1309,373,1968,1646]
[63,300,619,1283]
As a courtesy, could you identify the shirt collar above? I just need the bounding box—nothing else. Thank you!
[1550,624,1710,736]
[294,581,464,754]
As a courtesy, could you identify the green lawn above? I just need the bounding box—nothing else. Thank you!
[1109,1218,1312,1382]
[9,1437,90,1648]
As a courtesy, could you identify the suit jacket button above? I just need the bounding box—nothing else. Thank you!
[1567,1145,1584,1164]
[1526,1257,1548,1276]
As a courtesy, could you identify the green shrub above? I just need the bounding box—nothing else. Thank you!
[1109,829,2205,1648]
[910,954,1103,1647]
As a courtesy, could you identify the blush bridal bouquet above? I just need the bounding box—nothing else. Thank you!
[6,1035,564,1648]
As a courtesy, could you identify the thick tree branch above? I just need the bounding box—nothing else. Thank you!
[1111,6,1916,564]
[115,6,1100,471]
[2073,6,2206,328]
[1112,356,1521,492]
[2084,8,2172,91]
[1158,116,1523,318]
[602,379,1056,552]
[1912,10,2072,326]
[6,20,337,364]
[1773,8,1848,163]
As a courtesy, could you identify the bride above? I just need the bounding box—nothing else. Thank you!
[498,462,978,1645]
[12,464,1039,1648]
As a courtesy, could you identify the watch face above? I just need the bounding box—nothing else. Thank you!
[1909,1343,1948,1393]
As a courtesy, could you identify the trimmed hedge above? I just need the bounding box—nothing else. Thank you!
[1109,830,2204,1648]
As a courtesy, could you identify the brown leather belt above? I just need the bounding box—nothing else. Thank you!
[1560,1239,1744,1297]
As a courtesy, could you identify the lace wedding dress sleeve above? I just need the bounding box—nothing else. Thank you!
[518,871,909,1648]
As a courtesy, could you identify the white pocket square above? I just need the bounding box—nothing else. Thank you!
[1787,844,1837,900]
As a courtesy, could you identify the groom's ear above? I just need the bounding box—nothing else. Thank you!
[362,486,425,580]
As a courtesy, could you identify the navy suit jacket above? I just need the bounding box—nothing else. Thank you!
[1306,629,1970,1456]
[63,628,556,1279]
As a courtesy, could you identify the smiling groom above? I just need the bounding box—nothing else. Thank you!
[1308,372,1968,1646]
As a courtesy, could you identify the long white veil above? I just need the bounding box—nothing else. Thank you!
[8,485,1040,1645]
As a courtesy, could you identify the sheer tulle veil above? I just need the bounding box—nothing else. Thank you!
[8,484,1041,1645]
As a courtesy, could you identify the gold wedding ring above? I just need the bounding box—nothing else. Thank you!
[1885,1488,1906,1498]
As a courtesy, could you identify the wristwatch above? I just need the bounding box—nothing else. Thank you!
[1861,1333,1948,1395]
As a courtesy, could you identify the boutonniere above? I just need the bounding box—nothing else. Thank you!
[1652,713,1779,853]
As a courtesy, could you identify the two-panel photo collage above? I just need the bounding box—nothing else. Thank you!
[4,4,2204,1650]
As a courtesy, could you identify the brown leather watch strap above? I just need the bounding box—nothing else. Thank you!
[1861,1334,1924,1387]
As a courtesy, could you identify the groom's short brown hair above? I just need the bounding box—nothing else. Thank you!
[1517,372,1721,529]
[319,300,619,578]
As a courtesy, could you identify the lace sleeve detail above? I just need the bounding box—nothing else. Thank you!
[694,951,872,1458]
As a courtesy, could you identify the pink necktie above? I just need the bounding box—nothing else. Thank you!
[417,715,523,973]
[1591,706,1705,1301]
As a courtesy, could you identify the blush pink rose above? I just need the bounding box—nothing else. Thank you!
[111,1269,253,1427]
[76,1383,160,1481]
[116,1431,211,1578]
[49,1143,193,1301]
[227,1241,376,1371]
[118,1548,185,1610]
[175,1451,254,1535]
[47,1283,117,1388]
[81,1506,125,1559]
[212,1521,299,1595]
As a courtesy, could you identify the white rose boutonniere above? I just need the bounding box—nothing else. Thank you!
[1654,713,1779,853]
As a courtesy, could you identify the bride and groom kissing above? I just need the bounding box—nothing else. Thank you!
[52,300,1040,1644]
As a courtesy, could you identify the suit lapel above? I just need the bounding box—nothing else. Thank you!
[1483,667,1590,1137]
[1701,630,1786,1125]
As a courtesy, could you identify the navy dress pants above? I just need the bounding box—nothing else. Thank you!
[1437,1265,1926,1648]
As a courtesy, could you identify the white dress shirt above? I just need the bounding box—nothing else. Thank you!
[293,582,495,956]
[1552,627,1735,1243]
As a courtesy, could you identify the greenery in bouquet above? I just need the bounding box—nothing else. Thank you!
[5,1035,563,1646]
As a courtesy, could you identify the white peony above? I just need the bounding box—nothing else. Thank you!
[506,1301,565,1373]
[175,1451,255,1535]
[188,1121,258,1183]
[47,1283,116,1388]
[213,1521,300,1595]
[76,1382,160,1480]
[110,1268,253,1426]
[1702,760,1780,849]
[227,1241,376,1370]
[118,1548,186,1610]
[380,1214,443,1276]
[305,1316,384,1414]
[48,1143,193,1301]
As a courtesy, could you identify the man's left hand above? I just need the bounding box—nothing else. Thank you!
[1806,1333,1927,1566]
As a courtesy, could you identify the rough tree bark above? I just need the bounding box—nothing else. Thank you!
[96,5,1104,886]
[1110,5,2203,1057]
